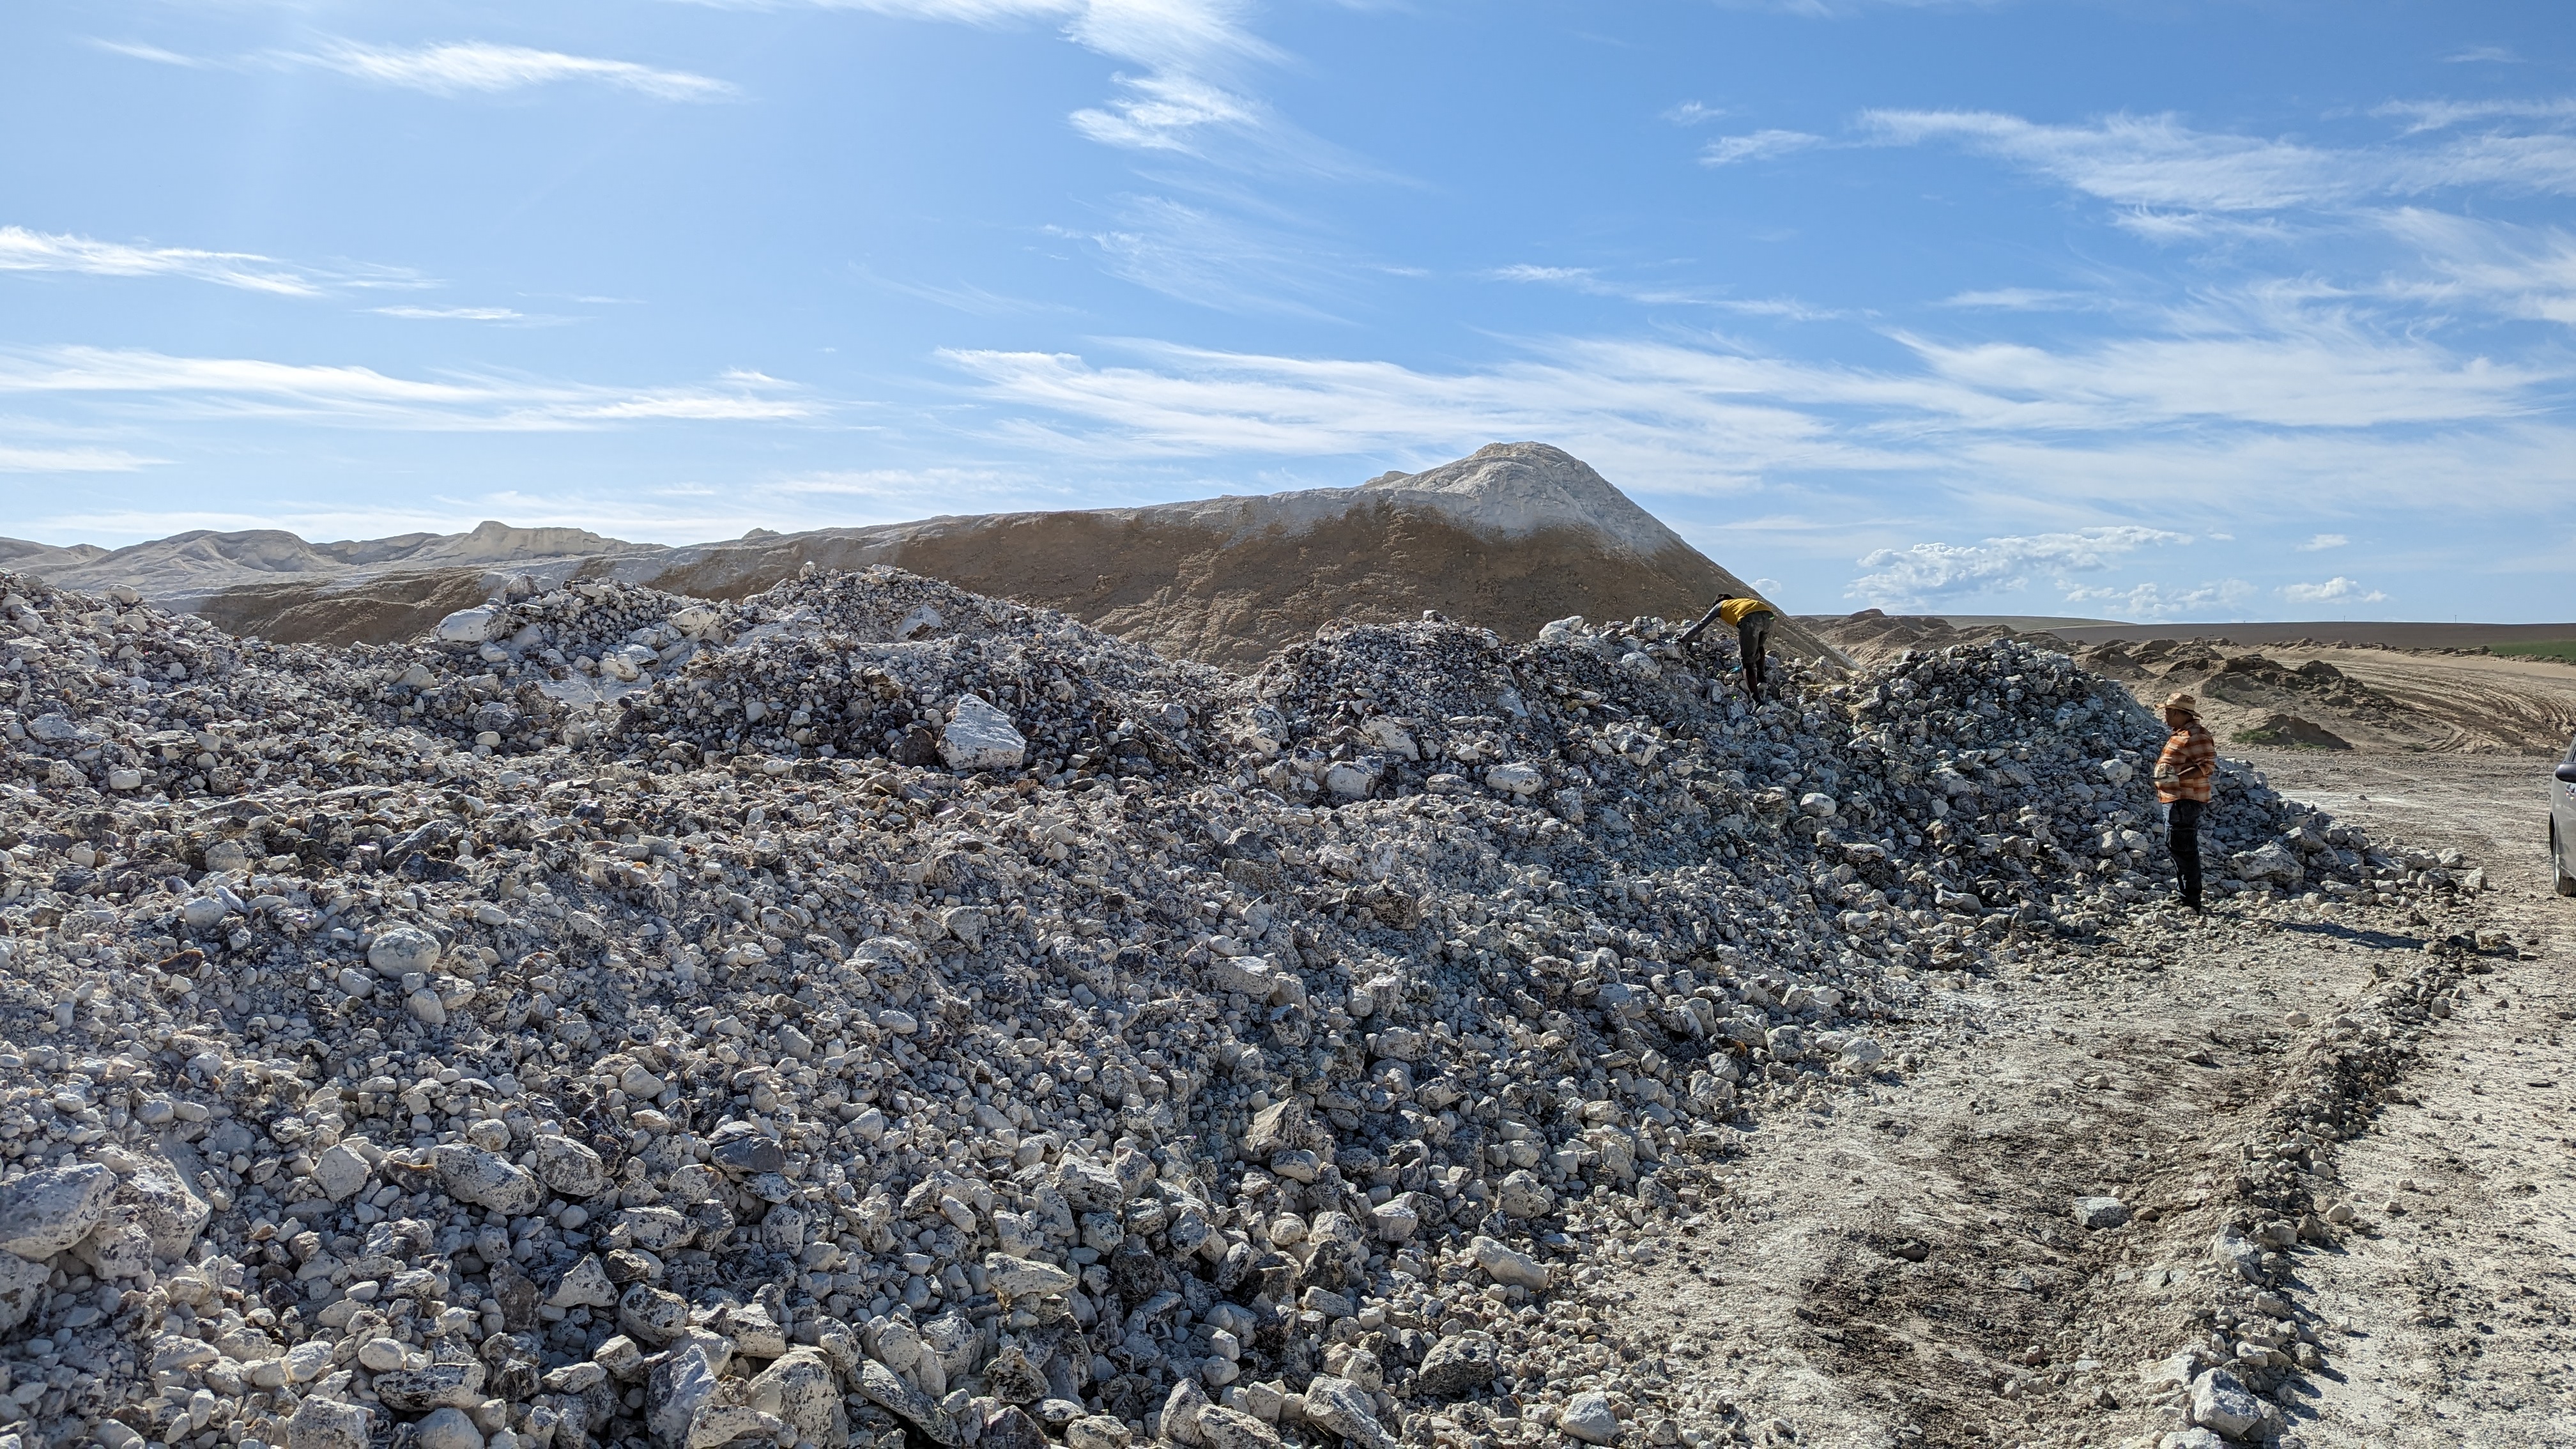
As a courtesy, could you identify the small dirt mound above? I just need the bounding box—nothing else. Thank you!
[2234,712,2353,750]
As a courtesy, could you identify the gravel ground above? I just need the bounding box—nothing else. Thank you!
[1572,750,2569,1448]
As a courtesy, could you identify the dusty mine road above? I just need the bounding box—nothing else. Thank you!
[1554,752,2573,1449]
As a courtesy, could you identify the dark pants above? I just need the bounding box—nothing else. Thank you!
[1738,612,1774,702]
[2166,798,2205,905]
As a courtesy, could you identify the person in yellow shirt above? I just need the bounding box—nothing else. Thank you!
[1678,592,1777,703]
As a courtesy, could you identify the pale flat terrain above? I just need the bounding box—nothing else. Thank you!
[1572,751,2572,1447]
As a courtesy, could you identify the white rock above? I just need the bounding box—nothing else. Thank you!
[982,1252,1077,1301]
[2189,1369,2262,1439]
[1471,1236,1549,1290]
[1368,1199,1419,1241]
[434,1144,544,1213]
[2073,1196,2131,1230]
[1299,1376,1393,1449]
[286,1395,372,1449]
[939,693,1027,772]
[0,1249,49,1333]
[1483,763,1546,797]
[1323,761,1378,799]
[550,1254,620,1308]
[534,1134,611,1197]
[1557,1391,1621,1445]
[1358,716,1418,760]
[435,607,498,643]
[0,1162,115,1259]
[368,926,443,976]
[313,1142,374,1202]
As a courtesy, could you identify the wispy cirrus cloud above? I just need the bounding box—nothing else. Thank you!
[0,347,817,430]
[100,33,736,102]
[1489,263,1841,318]
[372,305,535,321]
[702,0,1312,160]
[1054,195,1351,316]
[2373,208,2576,325]
[1701,129,1828,167]
[0,225,420,298]
[0,444,165,473]
[2296,533,2349,551]
[291,40,737,100]
[1863,107,2576,213]
[86,40,204,68]
[1894,317,2550,429]
[2376,96,2576,134]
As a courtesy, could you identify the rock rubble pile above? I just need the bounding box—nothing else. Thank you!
[0,565,2450,1449]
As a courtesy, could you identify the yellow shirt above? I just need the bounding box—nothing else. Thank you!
[1717,596,1773,627]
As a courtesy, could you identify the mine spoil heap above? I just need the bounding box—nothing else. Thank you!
[0,563,2451,1449]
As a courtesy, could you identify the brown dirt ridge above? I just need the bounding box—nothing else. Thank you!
[3,443,1846,673]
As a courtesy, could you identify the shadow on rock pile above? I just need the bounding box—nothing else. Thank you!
[0,564,2449,1449]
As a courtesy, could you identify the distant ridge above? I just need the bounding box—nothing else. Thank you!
[4,443,1846,670]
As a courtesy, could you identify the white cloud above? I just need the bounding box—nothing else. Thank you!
[1487,264,1705,309]
[293,40,736,102]
[718,0,1298,158]
[1664,102,1726,126]
[0,346,817,429]
[2374,209,2576,325]
[1939,287,2094,310]
[2061,578,2257,621]
[1057,197,1347,316]
[2280,576,2388,604]
[930,309,2576,519]
[86,40,205,68]
[940,337,1941,483]
[0,445,163,473]
[2296,533,2348,551]
[0,225,418,297]
[1864,107,2576,214]
[373,305,528,321]
[1701,130,1827,167]
[1847,526,2190,607]
[2380,97,2576,132]
[1901,335,2540,430]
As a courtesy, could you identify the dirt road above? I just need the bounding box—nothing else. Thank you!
[1533,751,2572,1448]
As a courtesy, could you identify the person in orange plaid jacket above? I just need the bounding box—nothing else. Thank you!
[2154,691,2218,910]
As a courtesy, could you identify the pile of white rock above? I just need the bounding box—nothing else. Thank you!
[0,569,2434,1449]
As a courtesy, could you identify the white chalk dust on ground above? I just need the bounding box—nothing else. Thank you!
[1568,751,2572,1448]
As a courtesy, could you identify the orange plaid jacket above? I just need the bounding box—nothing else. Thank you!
[2155,723,2217,804]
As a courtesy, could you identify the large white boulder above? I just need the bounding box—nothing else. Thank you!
[939,694,1026,772]
[434,607,498,644]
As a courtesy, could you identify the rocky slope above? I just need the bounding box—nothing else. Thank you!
[0,558,2449,1449]
[7,445,1844,673]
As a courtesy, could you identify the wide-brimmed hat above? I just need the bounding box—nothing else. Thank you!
[2161,692,2200,716]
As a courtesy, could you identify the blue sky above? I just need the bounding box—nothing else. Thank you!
[3,0,2572,622]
